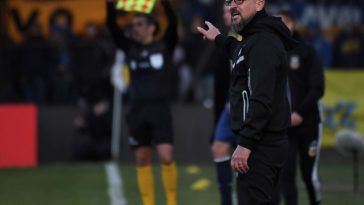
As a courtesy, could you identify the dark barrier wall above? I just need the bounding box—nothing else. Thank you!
[38,106,78,163]
[38,104,214,164]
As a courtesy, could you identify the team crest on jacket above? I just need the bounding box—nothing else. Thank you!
[308,140,318,157]
[290,55,300,70]
[150,53,164,70]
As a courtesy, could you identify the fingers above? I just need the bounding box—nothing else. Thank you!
[231,157,249,174]
[204,21,214,29]
[235,162,247,174]
[196,26,207,36]
[197,27,208,40]
[197,21,214,35]
[239,161,249,173]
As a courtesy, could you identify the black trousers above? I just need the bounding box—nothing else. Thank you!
[274,124,322,205]
[237,139,289,205]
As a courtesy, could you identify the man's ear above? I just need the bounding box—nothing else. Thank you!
[256,0,265,11]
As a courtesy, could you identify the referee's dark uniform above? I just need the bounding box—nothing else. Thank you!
[215,10,297,205]
[278,32,325,205]
[106,0,178,149]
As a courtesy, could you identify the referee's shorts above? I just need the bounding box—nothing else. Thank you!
[126,101,174,150]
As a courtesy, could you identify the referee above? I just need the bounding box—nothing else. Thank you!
[106,1,178,205]
[274,10,325,205]
[197,0,297,204]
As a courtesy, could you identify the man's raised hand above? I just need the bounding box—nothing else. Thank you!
[197,21,221,41]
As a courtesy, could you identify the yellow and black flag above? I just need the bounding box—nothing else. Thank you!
[116,0,157,14]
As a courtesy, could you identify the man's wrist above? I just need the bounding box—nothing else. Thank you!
[214,34,225,48]
[237,136,257,150]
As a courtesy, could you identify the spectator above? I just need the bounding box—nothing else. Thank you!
[333,23,364,68]
[15,23,55,105]
[305,22,333,68]
[0,33,17,102]
[73,22,114,103]
[72,22,115,161]
[49,10,77,103]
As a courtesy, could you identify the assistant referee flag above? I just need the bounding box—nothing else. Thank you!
[116,0,157,13]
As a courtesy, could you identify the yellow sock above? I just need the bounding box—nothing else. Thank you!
[137,166,154,205]
[161,162,178,205]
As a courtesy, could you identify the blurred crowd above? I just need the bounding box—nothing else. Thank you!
[0,15,115,106]
[0,0,364,106]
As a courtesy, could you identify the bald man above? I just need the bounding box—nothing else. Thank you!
[197,0,297,204]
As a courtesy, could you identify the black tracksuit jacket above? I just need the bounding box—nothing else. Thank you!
[215,10,298,150]
[106,0,178,102]
[289,33,325,126]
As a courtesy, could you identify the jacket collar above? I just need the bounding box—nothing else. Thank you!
[239,9,268,37]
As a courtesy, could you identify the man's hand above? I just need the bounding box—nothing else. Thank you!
[291,112,303,127]
[197,21,221,41]
[231,145,251,174]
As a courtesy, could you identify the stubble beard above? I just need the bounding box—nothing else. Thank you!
[231,15,253,33]
[231,18,246,33]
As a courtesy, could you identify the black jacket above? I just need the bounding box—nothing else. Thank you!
[288,32,325,126]
[215,10,297,150]
[107,0,178,102]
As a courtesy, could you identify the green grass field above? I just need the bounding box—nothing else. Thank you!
[0,151,363,205]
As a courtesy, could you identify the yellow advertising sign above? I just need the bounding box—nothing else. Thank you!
[116,0,157,13]
[5,0,168,42]
[321,70,364,148]
[5,0,106,42]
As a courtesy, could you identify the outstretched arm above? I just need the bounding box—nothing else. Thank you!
[197,21,240,59]
[106,0,132,52]
[161,0,178,52]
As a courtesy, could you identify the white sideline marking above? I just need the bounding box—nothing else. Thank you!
[105,162,127,205]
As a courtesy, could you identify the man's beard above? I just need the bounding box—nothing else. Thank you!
[231,16,248,33]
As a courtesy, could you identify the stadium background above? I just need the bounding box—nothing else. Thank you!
[0,0,364,204]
